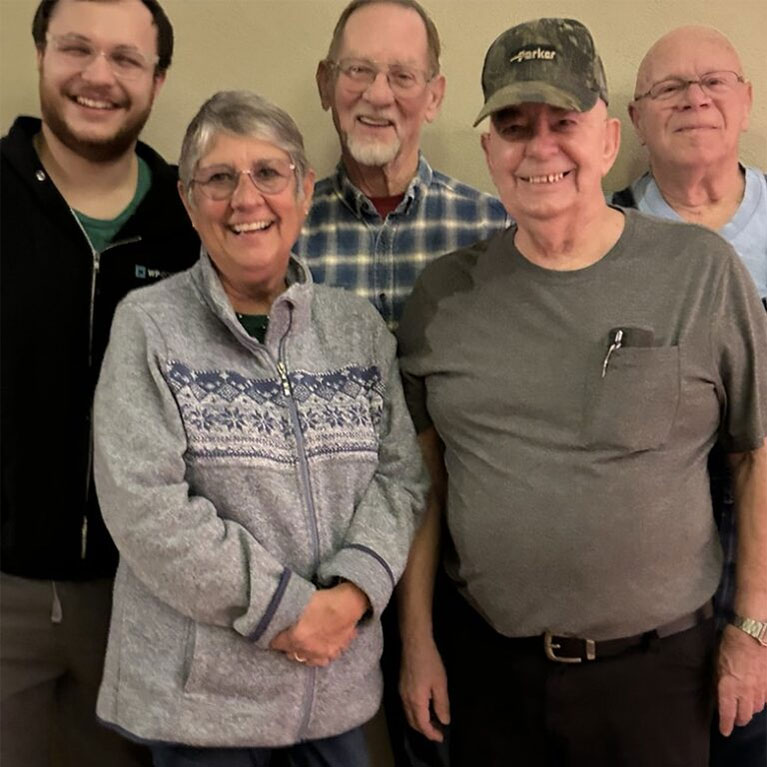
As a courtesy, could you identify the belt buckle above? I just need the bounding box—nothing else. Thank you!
[543,631,596,663]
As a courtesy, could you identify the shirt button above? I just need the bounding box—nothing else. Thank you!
[35,170,46,182]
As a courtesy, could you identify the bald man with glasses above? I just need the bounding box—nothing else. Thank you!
[614,25,766,767]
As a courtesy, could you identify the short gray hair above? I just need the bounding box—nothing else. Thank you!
[178,90,310,201]
[327,0,441,76]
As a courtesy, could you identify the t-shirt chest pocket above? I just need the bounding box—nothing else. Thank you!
[581,346,681,451]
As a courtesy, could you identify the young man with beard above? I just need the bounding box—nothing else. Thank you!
[296,3,506,766]
[0,1,198,765]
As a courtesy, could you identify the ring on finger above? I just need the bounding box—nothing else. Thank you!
[292,653,307,663]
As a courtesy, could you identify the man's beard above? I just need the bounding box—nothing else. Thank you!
[345,132,401,168]
[39,81,153,163]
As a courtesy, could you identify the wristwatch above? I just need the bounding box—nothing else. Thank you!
[731,615,767,646]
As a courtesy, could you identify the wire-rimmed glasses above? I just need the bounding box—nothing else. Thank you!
[191,159,297,201]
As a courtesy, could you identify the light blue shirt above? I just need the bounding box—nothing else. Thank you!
[629,167,767,299]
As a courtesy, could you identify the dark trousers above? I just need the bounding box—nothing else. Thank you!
[380,570,452,767]
[443,588,716,767]
[710,707,767,767]
[0,573,151,767]
[150,726,369,767]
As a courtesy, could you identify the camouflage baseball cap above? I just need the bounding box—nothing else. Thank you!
[474,18,609,125]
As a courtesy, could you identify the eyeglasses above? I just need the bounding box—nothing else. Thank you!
[45,33,158,80]
[328,58,432,97]
[191,159,297,201]
[633,70,745,102]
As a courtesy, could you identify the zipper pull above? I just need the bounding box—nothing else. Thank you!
[601,329,624,378]
[276,361,291,397]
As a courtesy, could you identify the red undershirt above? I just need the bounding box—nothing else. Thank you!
[370,194,405,219]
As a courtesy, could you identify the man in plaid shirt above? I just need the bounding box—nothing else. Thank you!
[296,2,507,766]
[296,0,507,332]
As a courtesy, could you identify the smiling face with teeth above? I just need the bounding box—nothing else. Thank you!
[481,100,620,226]
[181,132,315,313]
[37,0,164,163]
[319,2,444,185]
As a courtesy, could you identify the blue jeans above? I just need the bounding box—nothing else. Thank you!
[150,726,369,767]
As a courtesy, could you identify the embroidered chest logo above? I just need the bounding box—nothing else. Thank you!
[135,264,170,280]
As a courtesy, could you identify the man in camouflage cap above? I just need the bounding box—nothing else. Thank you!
[473,17,608,122]
[397,17,767,765]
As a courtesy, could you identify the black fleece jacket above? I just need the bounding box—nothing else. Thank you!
[1,116,200,579]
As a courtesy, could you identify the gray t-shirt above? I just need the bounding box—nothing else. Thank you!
[398,208,767,640]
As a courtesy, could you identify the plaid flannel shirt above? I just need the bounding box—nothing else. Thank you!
[296,154,509,329]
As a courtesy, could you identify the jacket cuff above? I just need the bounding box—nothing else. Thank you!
[317,545,394,619]
[235,568,316,649]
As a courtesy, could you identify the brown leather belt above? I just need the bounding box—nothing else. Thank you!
[543,601,714,664]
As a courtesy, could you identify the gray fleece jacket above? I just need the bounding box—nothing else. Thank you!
[93,252,426,747]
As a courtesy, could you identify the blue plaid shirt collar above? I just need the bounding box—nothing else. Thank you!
[331,153,434,220]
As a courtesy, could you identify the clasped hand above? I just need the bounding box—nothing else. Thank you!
[270,581,370,667]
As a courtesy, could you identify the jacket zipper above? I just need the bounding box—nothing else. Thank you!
[273,314,321,570]
[272,312,320,739]
[69,211,142,559]
[275,366,321,570]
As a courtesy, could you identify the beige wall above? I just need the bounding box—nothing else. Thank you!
[1,0,765,194]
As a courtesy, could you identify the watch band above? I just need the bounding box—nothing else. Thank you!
[731,615,767,647]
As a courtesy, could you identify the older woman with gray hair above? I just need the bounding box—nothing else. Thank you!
[92,90,425,767]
